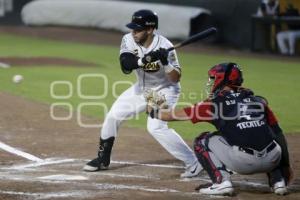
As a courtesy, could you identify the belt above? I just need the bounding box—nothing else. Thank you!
[238,141,277,157]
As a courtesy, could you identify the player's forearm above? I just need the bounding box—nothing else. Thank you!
[150,108,189,121]
[165,66,181,82]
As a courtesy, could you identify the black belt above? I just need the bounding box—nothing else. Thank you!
[238,141,277,157]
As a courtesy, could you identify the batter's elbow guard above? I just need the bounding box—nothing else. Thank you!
[119,53,140,74]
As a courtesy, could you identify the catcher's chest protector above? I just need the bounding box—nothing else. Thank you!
[211,90,274,150]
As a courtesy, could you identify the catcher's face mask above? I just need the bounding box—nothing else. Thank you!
[206,63,244,99]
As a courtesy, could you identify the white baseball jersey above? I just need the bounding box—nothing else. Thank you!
[120,33,181,91]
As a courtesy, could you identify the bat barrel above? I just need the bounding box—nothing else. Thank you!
[167,27,217,52]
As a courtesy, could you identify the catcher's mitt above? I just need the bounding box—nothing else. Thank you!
[143,89,168,117]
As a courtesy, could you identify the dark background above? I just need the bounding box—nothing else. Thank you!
[0,0,261,48]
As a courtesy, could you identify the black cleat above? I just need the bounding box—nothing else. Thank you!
[83,137,115,172]
[83,157,109,171]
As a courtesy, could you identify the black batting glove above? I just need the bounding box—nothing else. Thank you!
[158,48,169,66]
[141,50,161,65]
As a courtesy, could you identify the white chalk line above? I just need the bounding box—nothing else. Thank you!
[2,158,184,170]
[42,180,227,198]
[0,190,97,200]
[1,158,76,170]
[37,172,159,181]
[0,136,298,196]
[28,179,206,197]
[95,183,179,193]
[0,157,201,198]
[1,156,299,198]
[3,157,300,189]
[0,176,204,198]
[0,141,43,162]
[0,167,160,181]
[111,160,183,169]
[68,158,183,169]
[9,170,160,181]
[89,172,161,180]
[38,174,88,181]
[0,140,297,197]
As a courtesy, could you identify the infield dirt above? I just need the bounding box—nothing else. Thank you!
[0,26,299,200]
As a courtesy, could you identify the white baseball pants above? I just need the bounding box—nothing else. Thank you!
[276,30,300,55]
[100,83,198,168]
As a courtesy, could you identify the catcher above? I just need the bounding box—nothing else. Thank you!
[147,62,293,196]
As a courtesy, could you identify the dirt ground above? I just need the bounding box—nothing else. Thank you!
[0,26,300,200]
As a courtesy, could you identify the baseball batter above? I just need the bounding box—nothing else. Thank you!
[147,63,292,196]
[84,9,202,178]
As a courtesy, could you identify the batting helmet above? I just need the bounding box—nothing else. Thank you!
[126,9,158,30]
[207,63,243,96]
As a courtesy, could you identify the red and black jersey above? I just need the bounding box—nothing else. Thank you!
[184,88,279,151]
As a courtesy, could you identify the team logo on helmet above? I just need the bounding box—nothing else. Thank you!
[126,9,158,30]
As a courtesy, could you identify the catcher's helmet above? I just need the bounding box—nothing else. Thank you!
[207,63,243,96]
[126,9,158,30]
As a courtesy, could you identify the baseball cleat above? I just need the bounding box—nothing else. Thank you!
[199,180,234,196]
[180,162,203,178]
[272,179,288,195]
[83,158,109,172]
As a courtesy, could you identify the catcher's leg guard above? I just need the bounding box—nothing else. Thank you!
[194,132,223,183]
[83,137,115,172]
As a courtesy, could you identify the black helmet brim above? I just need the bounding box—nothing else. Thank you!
[126,23,145,30]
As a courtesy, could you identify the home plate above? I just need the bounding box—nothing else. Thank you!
[38,174,88,181]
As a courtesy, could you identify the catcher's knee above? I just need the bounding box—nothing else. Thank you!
[193,131,211,150]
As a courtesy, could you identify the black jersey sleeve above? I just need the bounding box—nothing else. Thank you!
[119,52,140,74]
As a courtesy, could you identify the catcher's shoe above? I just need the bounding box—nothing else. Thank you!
[180,162,203,178]
[272,179,288,195]
[199,180,234,196]
[83,137,115,172]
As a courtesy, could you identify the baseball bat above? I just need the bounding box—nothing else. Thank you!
[167,27,217,51]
